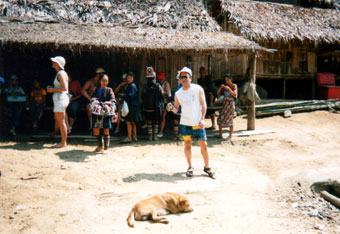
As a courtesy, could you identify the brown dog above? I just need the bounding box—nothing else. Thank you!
[127,192,193,227]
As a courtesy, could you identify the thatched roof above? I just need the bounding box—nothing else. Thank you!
[0,20,265,54]
[0,0,266,54]
[220,0,340,43]
[0,0,220,32]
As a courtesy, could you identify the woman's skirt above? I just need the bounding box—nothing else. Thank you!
[92,115,112,129]
[217,98,234,128]
[125,105,143,122]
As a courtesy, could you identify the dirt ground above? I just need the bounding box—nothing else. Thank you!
[1,111,340,234]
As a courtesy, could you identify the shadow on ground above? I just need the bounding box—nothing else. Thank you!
[123,172,206,183]
[0,141,45,150]
[56,150,97,162]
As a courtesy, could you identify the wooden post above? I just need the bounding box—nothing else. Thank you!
[138,53,147,98]
[247,53,256,130]
[283,79,286,99]
[0,48,4,138]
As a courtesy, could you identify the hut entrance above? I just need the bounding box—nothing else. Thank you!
[1,47,143,133]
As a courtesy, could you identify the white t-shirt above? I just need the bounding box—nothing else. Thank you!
[175,83,203,126]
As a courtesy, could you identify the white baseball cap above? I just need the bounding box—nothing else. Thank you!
[51,56,66,70]
[178,66,192,77]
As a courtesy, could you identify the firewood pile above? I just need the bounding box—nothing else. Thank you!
[0,0,220,32]
[238,99,340,117]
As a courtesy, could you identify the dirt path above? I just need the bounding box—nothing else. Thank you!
[1,111,340,233]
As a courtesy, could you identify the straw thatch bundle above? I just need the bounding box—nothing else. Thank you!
[220,0,340,43]
[0,0,220,32]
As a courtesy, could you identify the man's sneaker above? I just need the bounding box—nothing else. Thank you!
[203,167,216,179]
[157,133,163,138]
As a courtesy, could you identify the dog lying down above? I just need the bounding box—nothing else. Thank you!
[127,192,193,227]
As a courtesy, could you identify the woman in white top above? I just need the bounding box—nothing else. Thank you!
[47,56,69,148]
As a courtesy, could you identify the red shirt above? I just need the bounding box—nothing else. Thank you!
[69,80,81,97]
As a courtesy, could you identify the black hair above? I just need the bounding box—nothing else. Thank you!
[99,73,109,82]
[127,72,135,77]
[224,73,232,80]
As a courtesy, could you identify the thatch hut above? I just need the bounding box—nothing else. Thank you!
[211,0,340,99]
[0,0,264,133]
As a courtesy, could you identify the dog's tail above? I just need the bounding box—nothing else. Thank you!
[127,208,135,228]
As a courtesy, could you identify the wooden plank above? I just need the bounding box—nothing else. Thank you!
[307,52,317,73]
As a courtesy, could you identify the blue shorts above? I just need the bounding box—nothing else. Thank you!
[179,125,207,141]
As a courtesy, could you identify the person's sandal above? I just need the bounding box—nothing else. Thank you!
[203,167,216,179]
[186,167,194,177]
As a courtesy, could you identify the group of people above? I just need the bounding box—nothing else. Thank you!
[2,55,239,179]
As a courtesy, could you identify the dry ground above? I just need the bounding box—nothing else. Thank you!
[1,111,340,234]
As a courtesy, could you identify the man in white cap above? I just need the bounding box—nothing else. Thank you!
[167,67,215,179]
[81,67,105,122]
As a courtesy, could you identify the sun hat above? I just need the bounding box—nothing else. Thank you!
[178,67,192,77]
[146,66,156,78]
[176,72,180,80]
[156,72,165,79]
[50,56,66,70]
[96,67,105,74]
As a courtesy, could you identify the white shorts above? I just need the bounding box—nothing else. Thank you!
[53,92,69,112]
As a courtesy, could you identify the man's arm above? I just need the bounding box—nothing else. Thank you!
[81,81,91,101]
[198,87,207,128]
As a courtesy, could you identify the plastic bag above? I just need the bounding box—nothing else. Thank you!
[120,101,129,117]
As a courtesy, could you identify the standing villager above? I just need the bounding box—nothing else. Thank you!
[198,66,217,130]
[114,73,128,135]
[30,79,47,129]
[167,67,215,179]
[81,68,105,124]
[66,76,82,134]
[47,56,69,148]
[156,72,171,138]
[168,72,182,140]
[217,74,238,141]
[4,75,26,138]
[142,67,164,141]
[90,74,116,153]
[121,72,143,143]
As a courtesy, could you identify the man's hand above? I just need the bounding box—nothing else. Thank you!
[199,119,205,129]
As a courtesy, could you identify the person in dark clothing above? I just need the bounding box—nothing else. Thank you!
[142,66,164,141]
[121,72,143,143]
[197,66,217,130]
[90,74,116,153]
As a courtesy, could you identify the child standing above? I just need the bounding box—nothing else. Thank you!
[90,74,116,153]
[120,72,143,143]
[30,79,47,129]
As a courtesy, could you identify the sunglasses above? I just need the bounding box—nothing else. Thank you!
[179,76,189,80]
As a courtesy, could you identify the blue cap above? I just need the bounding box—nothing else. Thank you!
[0,77,4,84]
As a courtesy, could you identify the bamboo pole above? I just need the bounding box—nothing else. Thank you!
[320,191,340,208]
[247,53,256,130]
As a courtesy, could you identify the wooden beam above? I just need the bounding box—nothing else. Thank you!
[247,53,256,130]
